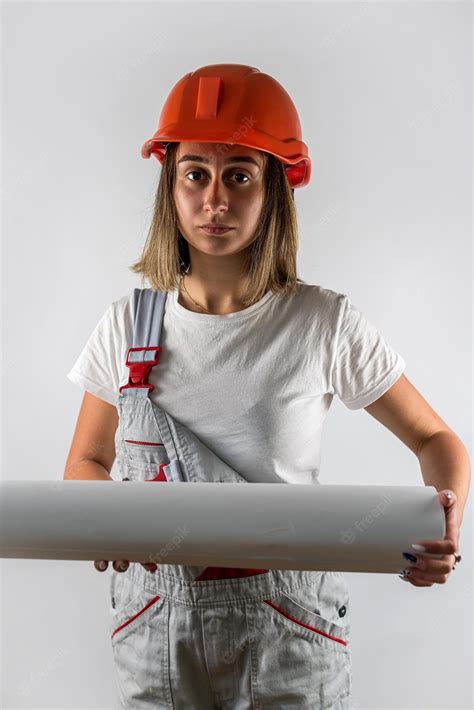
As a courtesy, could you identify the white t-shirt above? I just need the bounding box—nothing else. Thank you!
[67,282,405,485]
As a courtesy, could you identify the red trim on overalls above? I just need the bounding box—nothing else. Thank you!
[263,600,348,646]
[122,345,270,582]
[111,594,162,639]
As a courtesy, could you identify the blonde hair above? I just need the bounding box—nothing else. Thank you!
[130,142,305,306]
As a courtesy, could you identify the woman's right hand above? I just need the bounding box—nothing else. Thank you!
[93,476,158,574]
[94,559,158,573]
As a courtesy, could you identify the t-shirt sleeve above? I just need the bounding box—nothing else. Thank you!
[66,297,130,406]
[330,295,406,410]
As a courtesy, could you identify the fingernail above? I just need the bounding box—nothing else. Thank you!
[398,573,410,580]
[97,561,107,571]
[119,561,128,571]
[412,544,427,552]
[445,490,453,501]
[402,552,417,563]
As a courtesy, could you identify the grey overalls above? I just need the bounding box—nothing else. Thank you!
[108,288,353,709]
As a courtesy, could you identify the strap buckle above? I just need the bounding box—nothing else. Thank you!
[119,346,161,393]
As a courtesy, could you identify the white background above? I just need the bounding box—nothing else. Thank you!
[1,1,472,708]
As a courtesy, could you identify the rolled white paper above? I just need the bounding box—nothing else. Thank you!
[0,481,445,573]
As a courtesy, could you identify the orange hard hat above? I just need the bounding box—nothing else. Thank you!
[141,63,311,188]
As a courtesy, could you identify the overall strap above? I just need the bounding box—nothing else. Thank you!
[119,288,168,396]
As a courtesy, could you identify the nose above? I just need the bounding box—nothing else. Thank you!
[202,175,229,214]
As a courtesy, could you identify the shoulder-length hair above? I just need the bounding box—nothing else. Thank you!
[130,141,305,307]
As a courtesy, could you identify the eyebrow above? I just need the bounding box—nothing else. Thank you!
[177,154,260,168]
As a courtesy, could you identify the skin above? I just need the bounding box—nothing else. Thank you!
[173,141,266,314]
[398,489,460,586]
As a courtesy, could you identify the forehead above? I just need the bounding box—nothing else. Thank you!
[176,141,263,164]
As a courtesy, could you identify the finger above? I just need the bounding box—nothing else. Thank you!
[113,560,129,572]
[405,566,451,583]
[400,559,452,583]
[442,490,460,547]
[410,543,453,558]
[405,557,454,575]
[412,490,459,556]
[141,563,158,573]
[94,560,108,572]
[400,574,434,587]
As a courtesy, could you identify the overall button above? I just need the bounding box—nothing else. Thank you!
[338,605,347,617]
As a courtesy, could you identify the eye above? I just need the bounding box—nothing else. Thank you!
[185,170,250,184]
[232,173,250,184]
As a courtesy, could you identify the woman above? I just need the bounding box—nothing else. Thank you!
[64,64,469,709]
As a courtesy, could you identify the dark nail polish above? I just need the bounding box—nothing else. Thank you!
[402,552,417,563]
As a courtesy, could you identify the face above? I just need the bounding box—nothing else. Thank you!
[173,142,265,259]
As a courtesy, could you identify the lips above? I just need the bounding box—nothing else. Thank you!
[200,226,234,235]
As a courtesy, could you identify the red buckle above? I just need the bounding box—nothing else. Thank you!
[119,346,161,393]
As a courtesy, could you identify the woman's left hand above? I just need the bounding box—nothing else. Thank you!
[399,489,461,587]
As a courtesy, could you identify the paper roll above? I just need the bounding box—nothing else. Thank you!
[0,481,445,573]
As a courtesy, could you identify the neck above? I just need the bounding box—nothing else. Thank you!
[179,273,252,315]
[178,253,254,315]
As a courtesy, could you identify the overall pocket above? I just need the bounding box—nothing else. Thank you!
[123,440,170,481]
[108,571,172,706]
[247,576,353,709]
[109,571,164,643]
[267,573,351,646]
[262,590,348,647]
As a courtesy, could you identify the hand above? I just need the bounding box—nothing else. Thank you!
[93,476,158,574]
[94,559,158,574]
[399,489,461,587]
